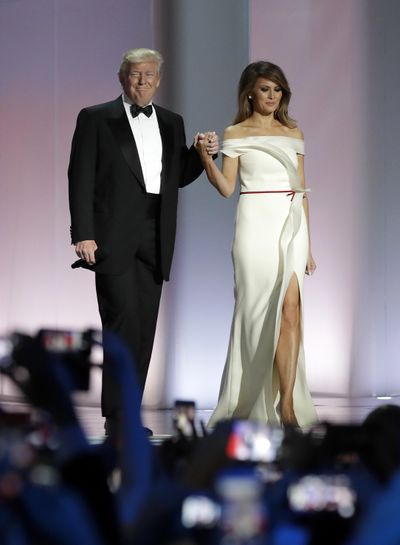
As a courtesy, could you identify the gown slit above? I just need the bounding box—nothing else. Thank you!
[273,272,302,405]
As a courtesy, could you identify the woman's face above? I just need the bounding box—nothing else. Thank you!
[251,77,283,116]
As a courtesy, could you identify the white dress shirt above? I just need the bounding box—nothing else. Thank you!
[122,94,162,194]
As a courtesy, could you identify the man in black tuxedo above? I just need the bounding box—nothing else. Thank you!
[68,48,217,432]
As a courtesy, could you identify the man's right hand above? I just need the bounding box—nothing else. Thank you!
[194,132,214,165]
[75,240,98,265]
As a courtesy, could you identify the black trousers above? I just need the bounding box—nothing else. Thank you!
[95,194,163,418]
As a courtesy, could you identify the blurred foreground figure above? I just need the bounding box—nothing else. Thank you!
[0,330,154,545]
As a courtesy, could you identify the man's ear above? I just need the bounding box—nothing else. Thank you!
[118,71,125,86]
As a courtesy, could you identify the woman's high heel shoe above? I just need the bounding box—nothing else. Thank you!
[278,400,300,428]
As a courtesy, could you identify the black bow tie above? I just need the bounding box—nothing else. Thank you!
[130,104,153,118]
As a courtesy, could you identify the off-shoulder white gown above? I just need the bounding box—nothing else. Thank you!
[209,136,317,428]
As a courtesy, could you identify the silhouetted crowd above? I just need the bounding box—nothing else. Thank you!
[1,330,400,545]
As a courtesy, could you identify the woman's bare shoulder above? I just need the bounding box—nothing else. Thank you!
[223,124,248,140]
[283,125,304,140]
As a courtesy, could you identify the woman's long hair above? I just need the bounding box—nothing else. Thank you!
[234,61,296,127]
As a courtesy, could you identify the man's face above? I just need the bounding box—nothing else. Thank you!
[121,61,160,106]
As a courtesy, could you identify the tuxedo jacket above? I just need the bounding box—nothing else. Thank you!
[68,96,203,280]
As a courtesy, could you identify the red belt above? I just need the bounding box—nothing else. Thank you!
[240,190,296,201]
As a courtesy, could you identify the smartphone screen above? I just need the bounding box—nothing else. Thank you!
[287,474,356,518]
[173,400,196,437]
[39,330,89,353]
[226,420,284,463]
[181,495,220,528]
[38,329,95,391]
[0,336,14,368]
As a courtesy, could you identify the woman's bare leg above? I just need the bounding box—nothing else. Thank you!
[275,274,301,426]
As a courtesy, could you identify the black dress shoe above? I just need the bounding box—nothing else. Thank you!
[104,417,119,437]
[105,418,152,437]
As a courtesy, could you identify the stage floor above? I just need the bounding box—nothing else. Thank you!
[2,395,398,441]
[134,395,400,440]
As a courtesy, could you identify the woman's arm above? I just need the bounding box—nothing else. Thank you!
[297,152,316,275]
[196,129,239,198]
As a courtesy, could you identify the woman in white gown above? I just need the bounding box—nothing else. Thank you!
[197,61,317,428]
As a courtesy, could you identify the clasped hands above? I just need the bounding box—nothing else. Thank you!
[194,131,219,161]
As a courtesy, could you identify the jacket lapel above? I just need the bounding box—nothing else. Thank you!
[106,98,146,189]
[154,105,174,193]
